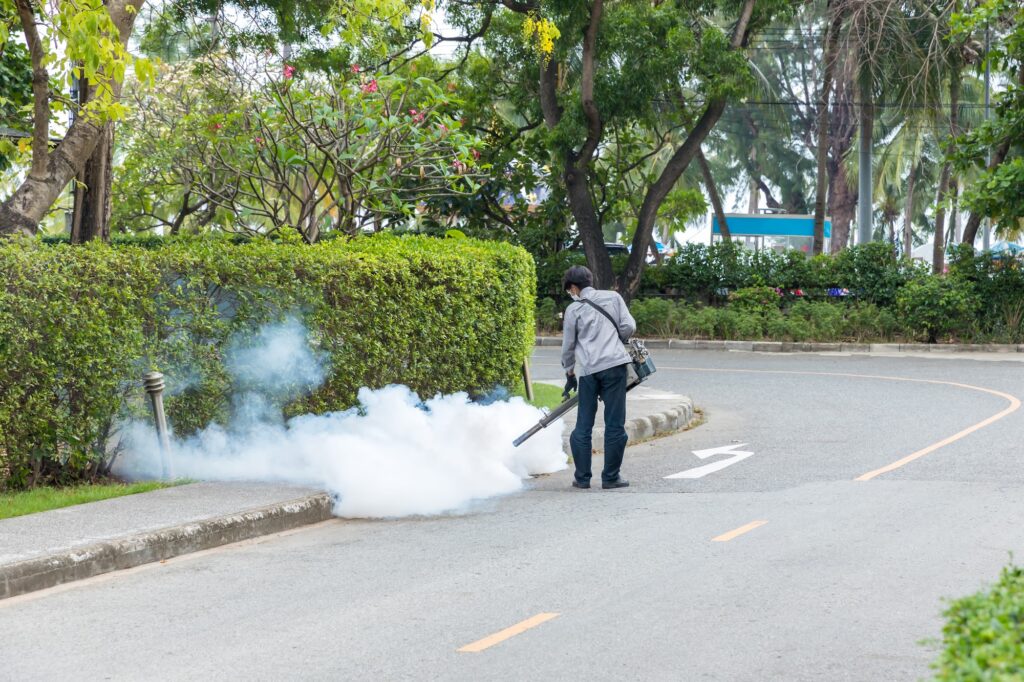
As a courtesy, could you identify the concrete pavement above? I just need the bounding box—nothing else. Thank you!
[0,482,330,599]
[0,389,691,600]
[2,349,1022,680]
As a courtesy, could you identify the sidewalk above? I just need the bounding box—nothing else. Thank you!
[0,390,694,600]
[0,482,330,600]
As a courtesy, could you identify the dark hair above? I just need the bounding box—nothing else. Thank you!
[562,265,594,291]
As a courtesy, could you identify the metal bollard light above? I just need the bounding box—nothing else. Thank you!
[143,371,173,479]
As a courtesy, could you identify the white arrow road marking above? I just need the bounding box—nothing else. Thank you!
[664,443,754,479]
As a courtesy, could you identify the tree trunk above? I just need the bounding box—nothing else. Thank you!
[933,66,961,273]
[903,163,917,259]
[564,161,614,287]
[961,135,1012,246]
[960,61,1022,245]
[619,0,757,300]
[534,2,614,289]
[747,146,758,213]
[813,3,843,255]
[0,0,145,236]
[828,158,857,253]
[698,148,730,241]
[932,163,951,273]
[71,76,114,244]
[950,180,960,244]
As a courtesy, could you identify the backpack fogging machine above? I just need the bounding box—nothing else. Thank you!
[513,339,656,447]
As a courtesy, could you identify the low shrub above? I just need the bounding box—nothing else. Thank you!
[631,298,678,338]
[535,297,561,334]
[790,301,845,342]
[830,242,919,307]
[896,276,980,343]
[728,285,782,314]
[844,303,901,341]
[949,244,1024,342]
[0,235,535,489]
[933,563,1024,680]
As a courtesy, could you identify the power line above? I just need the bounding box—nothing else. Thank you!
[652,98,997,109]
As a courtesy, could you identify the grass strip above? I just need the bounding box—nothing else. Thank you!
[522,382,566,411]
[0,482,172,520]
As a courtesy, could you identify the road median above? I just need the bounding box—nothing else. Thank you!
[536,336,1024,354]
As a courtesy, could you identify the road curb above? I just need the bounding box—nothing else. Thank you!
[536,336,1024,354]
[0,493,334,600]
[562,396,696,454]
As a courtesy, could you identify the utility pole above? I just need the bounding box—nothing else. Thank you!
[857,74,873,245]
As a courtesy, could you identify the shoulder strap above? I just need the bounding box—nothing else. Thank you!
[579,297,626,342]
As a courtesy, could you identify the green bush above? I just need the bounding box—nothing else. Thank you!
[949,244,1024,343]
[625,295,911,343]
[535,297,561,333]
[933,563,1024,680]
[896,276,980,343]
[631,298,678,337]
[0,235,535,489]
[789,301,845,341]
[830,242,918,307]
[728,285,782,314]
[535,249,586,298]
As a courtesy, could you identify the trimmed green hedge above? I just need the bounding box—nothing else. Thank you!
[934,563,1024,679]
[536,242,1024,344]
[536,242,925,304]
[0,234,535,489]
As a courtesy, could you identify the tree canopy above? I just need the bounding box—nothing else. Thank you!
[0,0,1021,289]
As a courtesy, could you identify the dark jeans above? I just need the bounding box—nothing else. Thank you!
[570,363,629,484]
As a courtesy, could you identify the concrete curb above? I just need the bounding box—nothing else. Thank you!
[563,396,696,454]
[536,336,1024,354]
[0,493,333,600]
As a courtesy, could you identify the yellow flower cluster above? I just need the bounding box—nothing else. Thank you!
[522,13,560,63]
[420,0,435,33]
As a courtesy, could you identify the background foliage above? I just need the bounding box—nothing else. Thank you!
[536,243,1024,344]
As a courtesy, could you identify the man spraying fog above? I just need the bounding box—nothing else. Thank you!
[560,266,637,490]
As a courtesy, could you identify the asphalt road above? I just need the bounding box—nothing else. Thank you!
[4,349,1023,681]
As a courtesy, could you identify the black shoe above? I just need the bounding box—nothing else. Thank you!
[602,479,630,489]
[572,480,590,489]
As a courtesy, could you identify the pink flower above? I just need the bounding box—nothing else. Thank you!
[283,64,296,79]
[471,149,480,161]
[410,108,425,123]
[361,79,378,94]
[438,123,448,135]
[452,159,467,174]
[351,64,361,74]
[254,136,264,145]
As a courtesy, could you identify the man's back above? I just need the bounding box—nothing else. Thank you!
[561,286,636,377]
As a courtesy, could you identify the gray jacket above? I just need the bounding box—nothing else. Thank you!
[561,287,637,377]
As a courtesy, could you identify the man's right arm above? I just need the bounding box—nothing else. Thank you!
[561,305,577,373]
